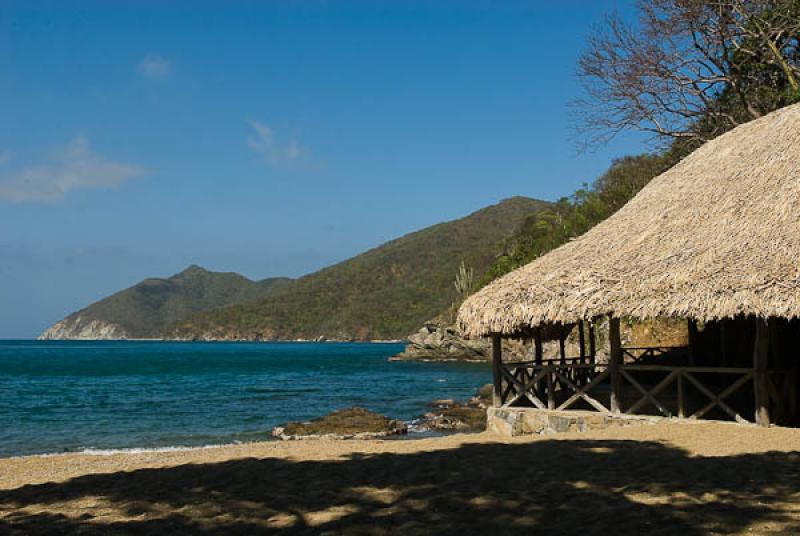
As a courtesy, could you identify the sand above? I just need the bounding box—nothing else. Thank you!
[1,421,799,535]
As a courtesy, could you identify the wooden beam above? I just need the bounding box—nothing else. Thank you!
[559,334,566,365]
[791,367,799,421]
[688,371,753,423]
[491,335,503,407]
[502,366,549,409]
[555,368,610,413]
[534,330,543,365]
[609,316,623,414]
[753,319,771,427]
[769,322,786,421]
[687,319,698,366]
[621,368,675,417]
[624,365,751,373]
[720,321,728,367]
[578,320,586,365]
[588,320,596,364]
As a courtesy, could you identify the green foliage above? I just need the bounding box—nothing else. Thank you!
[171,197,550,341]
[64,265,292,338]
[453,261,475,299]
[482,153,677,284]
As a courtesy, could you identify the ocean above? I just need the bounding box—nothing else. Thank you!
[0,340,490,457]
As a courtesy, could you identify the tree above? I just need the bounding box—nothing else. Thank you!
[576,0,800,146]
[454,261,475,299]
[482,153,675,284]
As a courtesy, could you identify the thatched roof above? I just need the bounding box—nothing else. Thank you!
[458,103,800,338]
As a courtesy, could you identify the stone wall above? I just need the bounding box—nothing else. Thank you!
[486,407,659,437]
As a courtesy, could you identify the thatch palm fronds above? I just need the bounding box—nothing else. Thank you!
[458,103,800,338]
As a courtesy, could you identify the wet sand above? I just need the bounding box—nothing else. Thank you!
[1,421,799,534]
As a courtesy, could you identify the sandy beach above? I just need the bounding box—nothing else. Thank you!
[1,422,799,535]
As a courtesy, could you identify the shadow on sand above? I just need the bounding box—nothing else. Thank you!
[1,439,799,535]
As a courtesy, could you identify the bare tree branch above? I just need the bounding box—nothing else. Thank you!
[573,0,800,148]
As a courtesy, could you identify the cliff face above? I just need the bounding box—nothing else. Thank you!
[38,316,129,340]
[390,324,491,361]
[390,323,538,362]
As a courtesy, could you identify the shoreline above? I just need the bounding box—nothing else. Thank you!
[2,421,800,534]
[1,427,452,461]
[0,431,497,489]
[4,420,798,478]
[2,343,489,462]
[2,396,486,459]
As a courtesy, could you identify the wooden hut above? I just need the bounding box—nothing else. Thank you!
[458,103,800,427]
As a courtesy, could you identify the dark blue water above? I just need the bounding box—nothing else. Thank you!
[0,340,489,457]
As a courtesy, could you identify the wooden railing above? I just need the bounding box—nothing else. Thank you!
[767,369,799,423]
[619,365,753,423]
[499,360,610,412]
[622,346,687,363]
[497,357,794,425]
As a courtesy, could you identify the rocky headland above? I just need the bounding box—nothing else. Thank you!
[38,317,129,340]
[390,322,542,362]
[389,323,491,361]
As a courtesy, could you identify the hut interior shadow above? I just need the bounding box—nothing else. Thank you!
[495,316,799,427]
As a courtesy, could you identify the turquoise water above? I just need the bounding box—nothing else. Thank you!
[0,340,489,457]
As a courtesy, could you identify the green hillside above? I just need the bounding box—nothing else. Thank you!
[170,197,549,341]
[43,266,292,339]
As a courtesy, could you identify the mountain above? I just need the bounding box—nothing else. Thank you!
[39,266,292,340]
[170,196,549,341]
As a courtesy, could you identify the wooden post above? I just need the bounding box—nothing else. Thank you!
[609,316,623,414]
[577,320,587,385]
[588,320,596,364]
[753,318,771,427]
[720,322,728,367]
[534,330,543,365]
[790,367,798,422]
[533,329,544,401]
[559,335,566,365]
[491,335,503,407]
[677,372,685,418]
[687,319,698,366]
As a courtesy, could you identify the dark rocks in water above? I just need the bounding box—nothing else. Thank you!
[272,407,408,440]
[417,384,493,432]
[474,383,493,405]
[420,405,486,432]
[390,323,491,362]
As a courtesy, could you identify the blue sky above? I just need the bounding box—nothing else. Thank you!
[0,1,644,338]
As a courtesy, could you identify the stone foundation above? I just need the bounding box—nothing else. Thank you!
[487,407,660,437]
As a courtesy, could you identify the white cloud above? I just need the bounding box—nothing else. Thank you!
[246,120,306,167]
[137,55,171,80]
[0,137,145,203]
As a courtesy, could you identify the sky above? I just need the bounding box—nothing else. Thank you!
[0,1,645,338]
